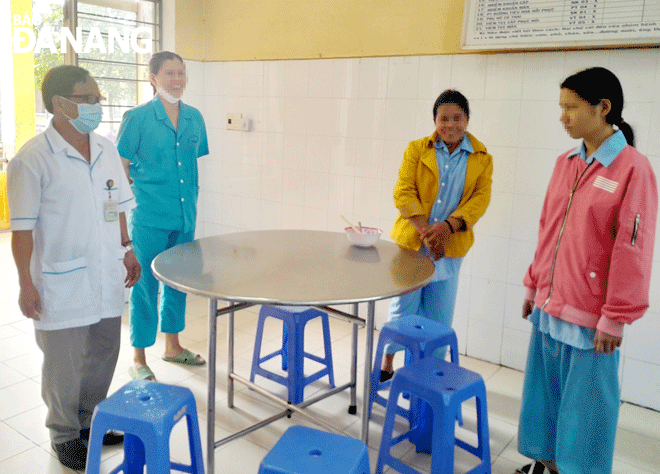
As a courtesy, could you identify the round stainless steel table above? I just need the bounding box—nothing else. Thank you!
[152,230,434,473]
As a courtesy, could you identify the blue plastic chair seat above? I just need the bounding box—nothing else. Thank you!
[86,380,204,474]
[376,358,490,474]
[258,426,370,474]
[370,315,460,423]
[250,306,335,404]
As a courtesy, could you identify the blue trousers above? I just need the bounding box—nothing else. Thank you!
[384,271,461,356]
[518,324,620,474]
[129,223,194,348]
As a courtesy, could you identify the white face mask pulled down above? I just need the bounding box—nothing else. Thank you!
[155,79,182,104]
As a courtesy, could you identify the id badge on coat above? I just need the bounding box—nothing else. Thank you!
[104,200,119,222]
[103,179,119,222]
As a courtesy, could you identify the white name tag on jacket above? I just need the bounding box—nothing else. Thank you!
[593,176,618,193]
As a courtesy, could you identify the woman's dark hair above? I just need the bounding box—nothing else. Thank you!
[561,67,634,147]
[433,89,470,120]
[149,51,184,93]
[42,65,90,114]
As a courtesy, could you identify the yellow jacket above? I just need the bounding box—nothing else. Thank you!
[390,131,493,256]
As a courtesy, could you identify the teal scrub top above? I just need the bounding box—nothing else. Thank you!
[117,96,209,233]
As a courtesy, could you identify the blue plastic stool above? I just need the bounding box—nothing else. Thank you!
[258,426,370,474]
[85,380,204,474]
[376,358,490,474]
[250,306,335,404]
[369,315,460,423]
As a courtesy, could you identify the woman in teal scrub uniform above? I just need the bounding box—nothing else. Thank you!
[117,51,209,380]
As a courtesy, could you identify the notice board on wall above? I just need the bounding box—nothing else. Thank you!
[462,0,660,50]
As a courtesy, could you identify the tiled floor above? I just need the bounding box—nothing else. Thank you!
[1,230,659,474]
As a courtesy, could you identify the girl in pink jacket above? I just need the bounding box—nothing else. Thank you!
[517,68,657,474]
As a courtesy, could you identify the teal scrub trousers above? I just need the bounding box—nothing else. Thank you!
[129,223,195,348]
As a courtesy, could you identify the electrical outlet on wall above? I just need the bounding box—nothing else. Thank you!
[226,113,242,130]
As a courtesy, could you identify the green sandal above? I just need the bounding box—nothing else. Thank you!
[128,365,156,381]
[162,348,206,366]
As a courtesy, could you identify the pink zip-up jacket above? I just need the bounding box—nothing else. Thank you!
[524,145,657,337]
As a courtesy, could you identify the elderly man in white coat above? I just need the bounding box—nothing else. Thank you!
[7,65,141,471]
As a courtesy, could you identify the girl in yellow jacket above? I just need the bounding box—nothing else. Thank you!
[381,90,493,379]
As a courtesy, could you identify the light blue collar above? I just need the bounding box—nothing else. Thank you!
[435,134,473,156]
[567,130,627,168]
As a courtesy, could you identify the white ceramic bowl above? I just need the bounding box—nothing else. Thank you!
[345,226,383,247]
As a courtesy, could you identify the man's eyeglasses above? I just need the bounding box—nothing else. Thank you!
[64,94,107,105]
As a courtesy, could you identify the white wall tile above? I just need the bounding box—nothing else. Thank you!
[358,57,389,99]
[327,173,355,214]
[449,54,487,101]
[467,318,502,364]
[624,102,652,156]
[504,284,533,333]
[184,60,204,96]
[624,312,660,365]
[473,191,513,238]
[261,165,283,202]
[563,49,611,77]
[281,168,306,206]
[387,56,420,100]
[308,59,335,98]
[353,176,382,220]
[485,54,524,101]
[480,100,521,147]
[332,58,361,99]
[264,60,285,97]
[469,235,510,282]
[505,239,537,286]
[354,138,385,180]
[383,99,418,142]
[509,194,543,243]
[522,53,565,101]
[260,200,281,230]
[621,358,660,411]
[304,171,330,210]
[281,203,306,229]
[225,61,244,97]
[488,146,516,194]
[500,327,531,372]
[514,147,557,197]
[354,99,387,140]
[518,100,564,149]
[646,103,660,154]
[609,49,659,104]
[417,55,452,100]
[242,61,264,98]
[303,205,328,231]
[468,277,506,326]
[283,60,310,98]
[203,61,226,97]
[281,133,308,171]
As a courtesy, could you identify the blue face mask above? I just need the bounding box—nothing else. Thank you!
[62,99,103,134]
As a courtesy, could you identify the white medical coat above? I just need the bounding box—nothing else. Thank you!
[7,124,136,330]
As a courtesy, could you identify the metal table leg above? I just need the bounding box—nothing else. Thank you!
[361,301,375,444]
[228,300,234,408]
[207,298,218,474]
[348,303,358,414]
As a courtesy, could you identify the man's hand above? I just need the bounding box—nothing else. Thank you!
[124,251,141,287]
[18,281,41,320]
[522,299,534,319]
[593,329,622,354]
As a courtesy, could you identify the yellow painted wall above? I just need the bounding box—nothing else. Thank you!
[174,1,207,60]
[176,0,466,61]
[11,0,35,149]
